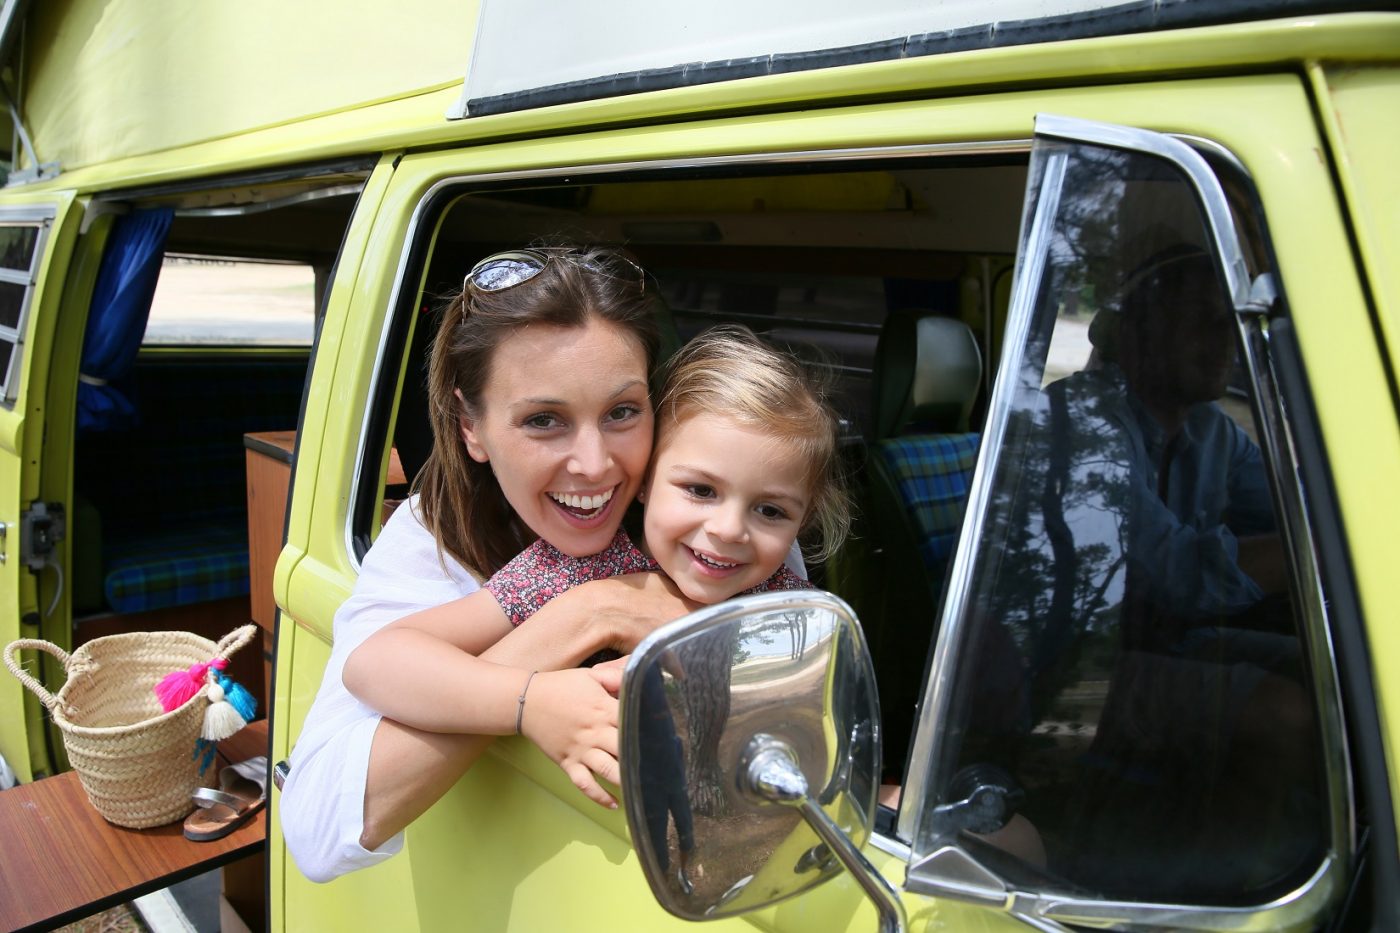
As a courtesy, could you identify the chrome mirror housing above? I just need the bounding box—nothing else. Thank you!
[621,589,905,930]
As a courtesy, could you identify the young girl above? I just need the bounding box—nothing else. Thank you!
[342,325,850,806]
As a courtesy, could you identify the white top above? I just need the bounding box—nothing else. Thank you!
[279,497,481,883]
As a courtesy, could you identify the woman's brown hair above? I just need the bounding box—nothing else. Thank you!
[415,245,660,578]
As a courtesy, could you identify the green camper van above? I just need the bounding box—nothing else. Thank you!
[0,1,1396,930]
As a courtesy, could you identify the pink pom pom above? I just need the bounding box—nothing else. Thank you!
[154,661,211,712]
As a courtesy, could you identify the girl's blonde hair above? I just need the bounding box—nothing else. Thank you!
[416,245,659,577]
[652,324,851,562]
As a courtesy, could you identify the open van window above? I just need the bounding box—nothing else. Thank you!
[145,255,316,346]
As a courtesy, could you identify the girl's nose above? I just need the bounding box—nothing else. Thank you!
[566,426,612,480]
[705,505,750,544]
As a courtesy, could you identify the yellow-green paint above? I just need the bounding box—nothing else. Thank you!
[1306,60,1400,831]
[0,191,81,782]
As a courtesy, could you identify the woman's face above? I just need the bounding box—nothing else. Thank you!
[460,317,653,558]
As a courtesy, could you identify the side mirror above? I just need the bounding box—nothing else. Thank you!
[620,589,907,931]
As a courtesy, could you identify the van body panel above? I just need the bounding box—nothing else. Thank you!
[0,191,80,782]
[1304,61,1400,818]
[271,156,402,631]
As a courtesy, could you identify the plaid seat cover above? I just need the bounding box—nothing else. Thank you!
[876,432,980,571]
[103,520,250,614]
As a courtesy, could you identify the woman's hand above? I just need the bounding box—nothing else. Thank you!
[519,666,626,808]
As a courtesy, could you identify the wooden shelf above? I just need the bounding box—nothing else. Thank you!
[0,720,268,933]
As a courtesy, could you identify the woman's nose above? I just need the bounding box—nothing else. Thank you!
[566,426,612,480]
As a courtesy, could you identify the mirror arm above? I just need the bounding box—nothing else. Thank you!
[742,735,909,933]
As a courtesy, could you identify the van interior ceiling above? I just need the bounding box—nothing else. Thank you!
[69,177,362,707]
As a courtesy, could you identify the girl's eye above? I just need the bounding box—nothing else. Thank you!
[756,503,791,521]
[684,484,716,500]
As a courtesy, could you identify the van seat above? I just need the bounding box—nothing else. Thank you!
[75,357,307,616]
[103,518,249,614]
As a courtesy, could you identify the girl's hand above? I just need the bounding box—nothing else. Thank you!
[519,668,623,808]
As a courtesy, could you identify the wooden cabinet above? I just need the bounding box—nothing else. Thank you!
[244,431,296,712]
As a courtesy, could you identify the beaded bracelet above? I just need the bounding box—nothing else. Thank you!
[515,670,539,735]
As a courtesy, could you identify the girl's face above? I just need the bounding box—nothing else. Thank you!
[460,317,653,558]
[642,412,810,604]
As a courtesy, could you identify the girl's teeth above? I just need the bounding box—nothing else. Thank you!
[696,552,738,569]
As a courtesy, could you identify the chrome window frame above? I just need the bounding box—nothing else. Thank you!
[900,114,1352,931]
[0,205,56,406]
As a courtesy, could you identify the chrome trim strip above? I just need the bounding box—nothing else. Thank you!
[899,145,1070,843]
[1237,286,1354,864]
[1033,114,1252,306]
[172,182,362,218]
[0,268,34,286]
[344,139,1033,570]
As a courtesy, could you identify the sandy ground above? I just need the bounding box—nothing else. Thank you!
[145,258,314,345]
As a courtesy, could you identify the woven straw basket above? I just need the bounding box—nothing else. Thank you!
[3,624,258,829]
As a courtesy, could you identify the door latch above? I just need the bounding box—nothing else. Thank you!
[20,501,65,571]
[20,501,66,617]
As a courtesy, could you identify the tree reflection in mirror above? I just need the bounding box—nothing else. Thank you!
[622,591,880,921]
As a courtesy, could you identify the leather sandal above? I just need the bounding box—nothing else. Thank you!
[184,755,268,841]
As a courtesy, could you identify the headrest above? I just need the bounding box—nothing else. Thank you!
[872,310,982,439]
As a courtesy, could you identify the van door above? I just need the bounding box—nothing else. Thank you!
[0,193,81,782]
[897,115,1367,930]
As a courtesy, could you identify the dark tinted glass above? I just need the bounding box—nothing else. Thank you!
[0,225,39,272]
[924,143,1328,907]
[0,281,26,330]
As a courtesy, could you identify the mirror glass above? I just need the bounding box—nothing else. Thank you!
[621,590,880,920]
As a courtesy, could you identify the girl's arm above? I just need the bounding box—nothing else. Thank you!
[356,571,696,847]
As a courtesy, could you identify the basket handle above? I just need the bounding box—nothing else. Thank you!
[3,639,72,711]
[215,624,260,660]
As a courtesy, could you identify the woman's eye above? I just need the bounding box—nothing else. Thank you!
[606,403,643,423]
[523,412,562,430]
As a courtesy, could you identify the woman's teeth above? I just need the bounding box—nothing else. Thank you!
[549,489,613,514]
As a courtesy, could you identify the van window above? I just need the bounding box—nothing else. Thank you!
[145,254,316,346]
[910,132,1339,920]
[0,210,54,403]
[357,157,1025,742]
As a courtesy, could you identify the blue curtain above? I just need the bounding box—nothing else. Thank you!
[77,208,173,432]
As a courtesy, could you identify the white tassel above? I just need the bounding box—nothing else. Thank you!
[201,682,248,741]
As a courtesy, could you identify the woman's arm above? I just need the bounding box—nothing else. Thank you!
[358,571,696,848]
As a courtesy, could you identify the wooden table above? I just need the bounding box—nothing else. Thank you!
[0,719,268,932]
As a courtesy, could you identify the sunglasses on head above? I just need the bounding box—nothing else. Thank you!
[463,248,645,295]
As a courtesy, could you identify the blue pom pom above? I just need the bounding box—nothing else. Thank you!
[193,738,218,774]
[218,675,258,722]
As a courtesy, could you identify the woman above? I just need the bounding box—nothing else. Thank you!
[280,246,695,882]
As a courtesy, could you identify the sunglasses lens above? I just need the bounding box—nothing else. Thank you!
[469,255,545,292]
